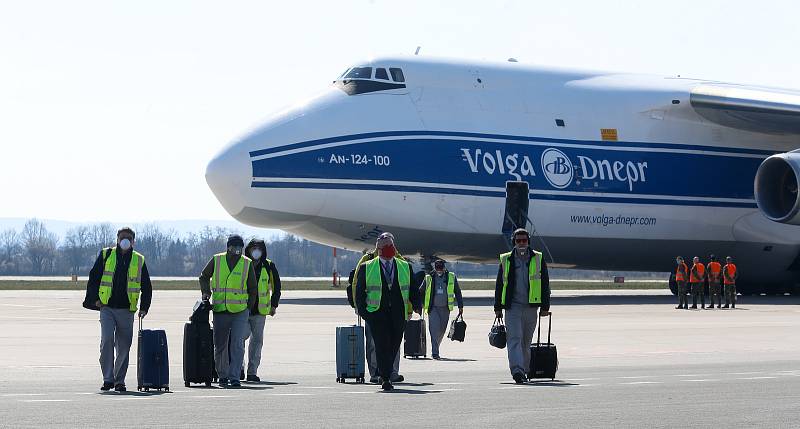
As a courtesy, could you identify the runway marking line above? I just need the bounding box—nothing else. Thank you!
[736,376,777,380]
[20,399,71,402]
[2,393,46,397]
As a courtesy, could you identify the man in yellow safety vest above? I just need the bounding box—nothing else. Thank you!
[199,234,258,388]
[494,228,551,384]
[419,259,463,359]
[355,232,420,391]
[83,227,152,392]
[240,238,281,382]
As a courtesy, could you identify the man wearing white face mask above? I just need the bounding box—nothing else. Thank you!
[84,227,152,392]
[198,234,258,388]
[240,238,281,382]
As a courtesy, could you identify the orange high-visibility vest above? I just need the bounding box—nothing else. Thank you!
[707,262,722,284]
[690,263,705,283]
[676,262,688,282]
[723,264,737,285]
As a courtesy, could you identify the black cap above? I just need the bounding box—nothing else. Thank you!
[227,234,244,247]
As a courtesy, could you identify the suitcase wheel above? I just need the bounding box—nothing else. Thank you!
[336,377,341,383]
[185,382,190,387]
[205,381,212,387]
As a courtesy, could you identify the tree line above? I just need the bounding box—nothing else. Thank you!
[0,219,665,279]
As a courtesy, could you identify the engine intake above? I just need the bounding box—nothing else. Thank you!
[754,152,800,225]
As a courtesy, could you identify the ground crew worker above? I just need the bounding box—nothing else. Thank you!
[419,259,464,359]
[689,256,706,309]
[83,227,152,392]
[723,256,738,308]
[198,234,257,388]
[706,255,722,309]
[675,256,689,310]
[239,238,281,382]
[494,228,551,384]
[355,232,419,391]
[349,245,403,384]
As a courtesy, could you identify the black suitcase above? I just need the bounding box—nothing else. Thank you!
[183,300,214,387]
[137,316,170,392]
[447,314,467,342]
[403,316,426,358]
[528,314,558,381]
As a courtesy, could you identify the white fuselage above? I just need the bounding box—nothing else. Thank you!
[206,56,800,287]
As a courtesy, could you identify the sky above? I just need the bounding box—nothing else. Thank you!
[1,0,799,223]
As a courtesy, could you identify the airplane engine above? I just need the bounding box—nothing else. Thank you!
[754,151,800,225]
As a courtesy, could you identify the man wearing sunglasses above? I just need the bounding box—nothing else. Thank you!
[494,228,551,384]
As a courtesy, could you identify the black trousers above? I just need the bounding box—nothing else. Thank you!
[365,310,406,381]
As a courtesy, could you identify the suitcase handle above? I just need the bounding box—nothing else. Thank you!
[536,313,552,345]
[138,313,144,332]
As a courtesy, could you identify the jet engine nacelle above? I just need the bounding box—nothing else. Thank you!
[755,151,800,225]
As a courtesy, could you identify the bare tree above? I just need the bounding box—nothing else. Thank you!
[0,229,22,274]
[63,226,92,275]
[88,223,116,250]
[20,219,58,275]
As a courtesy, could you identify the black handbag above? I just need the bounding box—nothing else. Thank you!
[488,317,507,349]
[447,314,467,342]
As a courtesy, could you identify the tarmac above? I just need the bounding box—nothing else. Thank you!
[0,290,799,428]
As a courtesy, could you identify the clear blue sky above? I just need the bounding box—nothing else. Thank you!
[2,0,798,222]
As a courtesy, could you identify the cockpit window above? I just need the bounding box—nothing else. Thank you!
[344,67,372,79]
[389,68,405,82]
[334,66,406,95]
[338,68,351,78]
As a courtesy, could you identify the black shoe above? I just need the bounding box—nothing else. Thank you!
[229,380,241,388]
[390,374,404,383]
[432,354,441,359]
[114,384,126,392]
[218,378,229,387]
[675,306,682,309]
[100,382,114,391]
[513,372,526,384]
[717,305,722,308]
[246,375,260,382]
[723,305,729,308]
[381,380,394,391]
[369,376,380,384]
[690,305,697,309]
[706,306,714,309]
[684,306,689,310]
[731,304,735,308]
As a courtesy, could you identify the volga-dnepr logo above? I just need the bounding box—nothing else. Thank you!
[541,148,573,189]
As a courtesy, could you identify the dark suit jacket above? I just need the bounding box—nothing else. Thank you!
[355,258,418,322]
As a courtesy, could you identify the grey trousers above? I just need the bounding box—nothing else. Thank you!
[505,305,538,376]
[242,314,267,376]
[365,322,399,378]
[213,310,249,381]
[428,306,450,356]
[99,307,135,385]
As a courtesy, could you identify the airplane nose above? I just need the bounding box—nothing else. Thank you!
[205,144,250,217]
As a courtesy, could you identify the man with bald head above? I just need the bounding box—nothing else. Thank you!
[355,232,419,391]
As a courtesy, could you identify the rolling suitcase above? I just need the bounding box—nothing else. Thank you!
[137,315,170,392]
[335,315,365,383]
[183,300,214,387]
[528,314,558,381]
[403,314,426,358]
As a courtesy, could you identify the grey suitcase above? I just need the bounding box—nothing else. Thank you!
[335,317,365,384]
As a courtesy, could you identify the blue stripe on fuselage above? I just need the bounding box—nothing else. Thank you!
[250,181,758,208]
[248,130,777,158]
[250,136,765,201]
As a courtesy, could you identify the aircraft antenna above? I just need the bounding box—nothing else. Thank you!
[414,46,421,55]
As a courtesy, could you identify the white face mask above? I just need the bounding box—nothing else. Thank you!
[119,238,132,251]
[251,249,263,260]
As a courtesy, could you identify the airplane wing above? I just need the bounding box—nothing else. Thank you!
[690,84,800,134]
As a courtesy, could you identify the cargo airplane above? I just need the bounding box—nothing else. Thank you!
[205,56,800,295]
